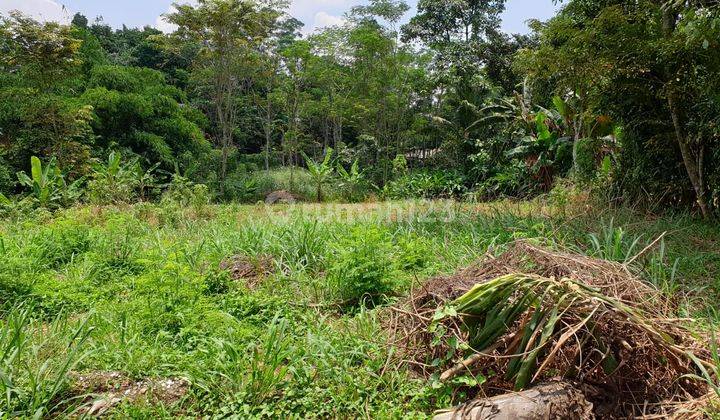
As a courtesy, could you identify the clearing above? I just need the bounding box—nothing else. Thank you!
[1,200,719,418]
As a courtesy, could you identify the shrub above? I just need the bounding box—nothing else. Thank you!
[223,170,260,202]
[301,148,335,202]
[250,168,315,201]
[16,156,82,209]
[383,170,466,200]
[0,157,13,194]
[85,152,155,204]
[161,174,212,208]
[28,220,91,269]
[327,226,397,306]
[337,160,370,202]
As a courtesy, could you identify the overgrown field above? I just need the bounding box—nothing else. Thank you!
[1,200,719,418]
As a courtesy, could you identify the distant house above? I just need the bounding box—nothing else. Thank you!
[404,148,441,163]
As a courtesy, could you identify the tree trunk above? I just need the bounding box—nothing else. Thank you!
[572,119,581,176]
[264,95,272,173]
[661,7,711,218]
[667,94,710,217]
[433,381,594,420]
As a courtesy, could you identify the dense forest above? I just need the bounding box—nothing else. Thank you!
[2,0,720,419]
[1,0,718,214]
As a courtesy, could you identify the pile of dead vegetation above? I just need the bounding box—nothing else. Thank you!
[386,241,715,418]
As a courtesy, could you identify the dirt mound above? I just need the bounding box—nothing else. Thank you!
[69,371,189,416]
[219,254,275,289]
[265,190,297,204]
[387,240,711,418]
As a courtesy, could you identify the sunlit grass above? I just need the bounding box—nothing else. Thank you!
[0,200,718,417]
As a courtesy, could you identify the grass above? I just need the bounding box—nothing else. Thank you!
[0,199,718,417]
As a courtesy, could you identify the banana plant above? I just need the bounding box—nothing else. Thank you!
[302,148,334,202]
[16,156,81,208]
[337,159,367,202]
[17,156,62,207]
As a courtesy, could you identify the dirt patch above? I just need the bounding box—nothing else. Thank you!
[69,371,189,416]
[265,190,297,204]
[386,240,711,418]
[219,254,275,289]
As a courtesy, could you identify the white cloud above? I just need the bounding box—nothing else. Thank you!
[305,11,345,34]
[313,11,345,28]
[290,0,351,33]
[155,12,177,34]
[155,0,197,34]
[0,0,71,23]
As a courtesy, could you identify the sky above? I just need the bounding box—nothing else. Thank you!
[0,0,561,35]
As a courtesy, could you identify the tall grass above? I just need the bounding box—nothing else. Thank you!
[0,201,717,417]
[0,306,92,418]
[587,218,643,263]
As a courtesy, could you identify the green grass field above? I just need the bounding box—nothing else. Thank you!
[2,200,719,418]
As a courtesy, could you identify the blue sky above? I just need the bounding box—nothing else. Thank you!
[1,0,561,35]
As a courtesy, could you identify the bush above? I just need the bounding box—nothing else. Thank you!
[337,160,371,202]
[0,157,14,194]
[327,226,398,306]
[161,174,212,208]
[383,170,466,200]
[28,220,91,270]
[223,170,260,202]
[85,152,154,204]
[251,168,316,201]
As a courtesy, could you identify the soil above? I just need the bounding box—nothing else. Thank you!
[69,371,190,416]
[219,254,275,289]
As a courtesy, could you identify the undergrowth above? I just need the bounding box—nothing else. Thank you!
[0,200,718,417]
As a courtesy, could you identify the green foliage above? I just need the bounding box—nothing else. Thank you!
[327,226,398,306]
[161,174,211,210]
[250,168,316,201]
[0,200,717,416]
[383,170,466,200]
[0,306,92,418]
[326,225,431,306]
[587,218,644,263]
[82,66,210,168]
[16,156,82,209]
[0,12,82,91]
[302,148,335,202]
[0,158,14,194]
[337,160,369,202]
[520,0,720,215]
[86,152,158,204]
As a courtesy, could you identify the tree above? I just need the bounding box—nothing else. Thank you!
[402,0,505,46]
[81,65,210,168]
[165,0,280,187]
[254,14,302,172]
[521,0,720,217]
[71,13,89,29]
[0,12,82,92]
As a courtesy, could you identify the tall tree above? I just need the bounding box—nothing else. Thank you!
[166,0,280,187]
